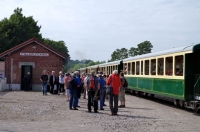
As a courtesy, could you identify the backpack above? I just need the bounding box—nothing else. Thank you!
[123,78,128,87]
[89,77,95,89]
[67,78,75,89]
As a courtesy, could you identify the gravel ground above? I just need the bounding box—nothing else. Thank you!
[0,91,199,132]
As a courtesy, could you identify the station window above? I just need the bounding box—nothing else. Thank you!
[151,59,156,75]
[165,57,173,76]
[128,63,131,75]
[141,61,143,75]
[136,61,140,75]
[145,60,149,75]
[157,58,164,75]
[175,55,183,76]
[132,62,135,75]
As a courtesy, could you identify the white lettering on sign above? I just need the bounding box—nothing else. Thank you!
[20,53,49,56]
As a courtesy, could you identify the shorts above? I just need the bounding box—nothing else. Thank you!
[119,90,125,101]
[65,89,70,96]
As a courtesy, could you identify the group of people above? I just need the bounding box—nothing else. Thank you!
[40,70,65,95]
[40,69,127,116]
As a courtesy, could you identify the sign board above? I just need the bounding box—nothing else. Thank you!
[20,53,49,56]
[0,71,5,79]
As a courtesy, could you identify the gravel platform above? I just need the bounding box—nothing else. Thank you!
[0,91,199,132]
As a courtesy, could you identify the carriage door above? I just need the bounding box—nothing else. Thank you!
[185,53,200,100]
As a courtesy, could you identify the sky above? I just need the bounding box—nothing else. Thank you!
[0,0,200,62]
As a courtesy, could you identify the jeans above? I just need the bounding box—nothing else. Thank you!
[42,82,47,95]
[88,90,98,112]
[100,89,105,109]
[109,94,118,114]
[69,89,77,109]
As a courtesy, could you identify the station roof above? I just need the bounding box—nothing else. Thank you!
[0,38,66,59]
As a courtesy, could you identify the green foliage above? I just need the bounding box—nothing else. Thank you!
[110,41,153,60]
[110,48,128,61]
[0,8,42,53]
[43,38,70,65]
[137,41,153,55]
[128,47,138,57]
[66,59,106,72]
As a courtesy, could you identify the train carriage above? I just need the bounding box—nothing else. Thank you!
[78,67,87,74]
[123,43,200,112]
[86,64,99,74]
[98,60,123,75]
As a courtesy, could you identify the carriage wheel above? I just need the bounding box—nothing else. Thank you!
[174,99,179,106]
[179,100,185,109]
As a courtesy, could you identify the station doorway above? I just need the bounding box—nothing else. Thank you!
[21,65,32,90]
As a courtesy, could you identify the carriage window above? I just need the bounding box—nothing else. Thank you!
[141,61,143,75]
[132,62,135,75]
[165,57,173,76]
[128,63,131,75]
[145,60,149,75]
[157,58,164,75]
[136,61,140,75]
[151,59,156,75]
[175,55,183,76]
[124,63,127,75]
[113,66,115,71]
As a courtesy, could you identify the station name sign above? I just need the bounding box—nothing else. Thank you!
[20,53,49,56]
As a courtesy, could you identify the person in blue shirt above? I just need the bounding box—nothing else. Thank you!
[98,72,106,110]
[75,71,81,108]
[69,72,79,110]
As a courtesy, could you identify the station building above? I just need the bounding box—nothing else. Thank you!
[0,38,66,91]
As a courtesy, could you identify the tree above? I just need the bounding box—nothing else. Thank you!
[128,47,138,57]
[43,38,70,65]
[137,41,153,55]
[110,48,128,61]
[0,8,42,53]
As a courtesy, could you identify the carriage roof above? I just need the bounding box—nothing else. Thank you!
[123,44,197,62]
[98,60,121,67]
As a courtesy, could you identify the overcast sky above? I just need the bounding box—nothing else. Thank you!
[0,0,200,61]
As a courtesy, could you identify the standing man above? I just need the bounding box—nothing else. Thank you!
[40,70,48,95]
[106,70,121,116]
[75,71,81,107]
[87,70,99,113]
[69,73,79,110]
[47,71,51,93]
[119,72,126,108]
[98,71,106,110]
[24,72,31,91]
[49,71,56,94]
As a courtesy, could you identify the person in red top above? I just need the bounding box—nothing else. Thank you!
[64,73,71,102]
[106,70,121,116]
